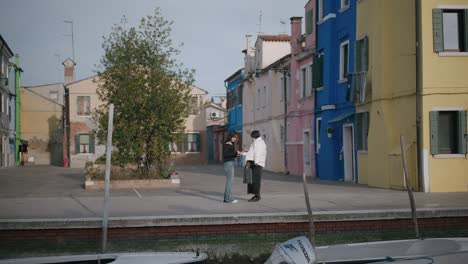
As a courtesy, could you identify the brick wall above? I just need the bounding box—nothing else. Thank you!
[1,217,467,242]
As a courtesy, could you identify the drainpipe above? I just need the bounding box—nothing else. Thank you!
[14,54,21,166]
[415,0,423,192]
[63,84,71,167]
[282,68,289,175]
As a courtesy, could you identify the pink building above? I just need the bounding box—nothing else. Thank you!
[286,1,316,177]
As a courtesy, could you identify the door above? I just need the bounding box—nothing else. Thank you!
[303,131,311,176]
[343,124,355,182]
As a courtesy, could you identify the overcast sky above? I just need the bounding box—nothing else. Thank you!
[0,0,305,96]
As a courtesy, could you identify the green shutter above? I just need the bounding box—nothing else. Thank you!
[355,113,363,150]
[75,134,80,154]
[363,112,370,150]
[432,9,444,52]
[306,9,314,34]
[458,111,467,154]
[196,133,201,152]
[430,111,440,154]
[464,10,468,52]
[312,54,324,88]
[363,36,369,72]
[184,134,189,153]
[89,135,95,154]
[355,39,362,72]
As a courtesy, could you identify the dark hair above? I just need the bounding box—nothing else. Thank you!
[225,132,238,143]
[250,130,260,139]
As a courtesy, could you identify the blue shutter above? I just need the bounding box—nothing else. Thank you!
[458,111,467,154]
[430,111,440,154]
[432,9,444,52]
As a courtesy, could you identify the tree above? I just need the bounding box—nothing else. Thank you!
[94,8,194,177]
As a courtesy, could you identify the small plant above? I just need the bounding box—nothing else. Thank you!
[84,161,95,181]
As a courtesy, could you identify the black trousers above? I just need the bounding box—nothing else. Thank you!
[247,162,263,196]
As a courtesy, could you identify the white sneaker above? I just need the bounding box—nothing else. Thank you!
[225,200,238,204]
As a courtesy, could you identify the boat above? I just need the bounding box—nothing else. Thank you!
[265,236,468,264]
[0,252,208,264]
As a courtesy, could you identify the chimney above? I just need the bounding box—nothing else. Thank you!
[290,17,303,54]
[62,58,76,84]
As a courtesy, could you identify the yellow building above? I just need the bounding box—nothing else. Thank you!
[354,0,467,192]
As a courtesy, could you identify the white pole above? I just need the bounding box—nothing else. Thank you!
[102,104,114,253]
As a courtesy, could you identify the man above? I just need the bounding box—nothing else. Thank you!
[245,130,266,202]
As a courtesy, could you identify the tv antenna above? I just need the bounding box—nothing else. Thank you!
[257,10,263,35]
[280,20,287,34]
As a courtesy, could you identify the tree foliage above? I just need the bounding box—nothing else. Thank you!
[94,8,194,177]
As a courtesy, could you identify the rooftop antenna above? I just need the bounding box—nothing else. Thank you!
[257,10,263,35]
[280,20,287,34]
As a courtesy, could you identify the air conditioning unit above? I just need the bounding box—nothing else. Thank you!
[211,112,220,119]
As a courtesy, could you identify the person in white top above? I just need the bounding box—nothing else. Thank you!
[244,130,267,202]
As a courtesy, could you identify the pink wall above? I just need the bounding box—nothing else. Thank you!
[286,1,316,177]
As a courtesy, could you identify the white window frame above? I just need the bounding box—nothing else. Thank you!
[431,106,466,158]
[300,66,307,99]
[76,95,91,117]
[339,40,350,83]
[340,0,350,12]
[316,117,322,154]
[435,6,468,55]
[318,0,324,21]
[185,132,201,154]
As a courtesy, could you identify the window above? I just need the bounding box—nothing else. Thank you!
[75,133,95,154]
[312,54,324,89]
[169,135,184,153]
[356,112,370,151]
[49,91,59,100]
[318,0,324,21]
[340,41,349,81]
[306,9,314,34]
[355,36,369,73]
[189,96,200,115]
[185,133,201,153]
[237,85,243,105]
[341,0,350,10]
[308,64,313,96]
[300,67,307,98]
[433,9,468,52]
[77,96,91,116]
[430,110,467,154]
[316,118,322,153]
[6,95,9,116]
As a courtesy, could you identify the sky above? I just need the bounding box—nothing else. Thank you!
[0,0,305,96]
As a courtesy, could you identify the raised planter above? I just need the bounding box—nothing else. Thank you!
[85,175,180,190]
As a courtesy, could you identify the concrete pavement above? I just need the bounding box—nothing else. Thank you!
[0,165,467,225]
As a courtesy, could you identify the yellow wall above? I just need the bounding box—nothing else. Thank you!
[356,0,418,190]
[420,0,468,192]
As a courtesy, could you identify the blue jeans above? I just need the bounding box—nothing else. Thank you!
[224,161,235,202]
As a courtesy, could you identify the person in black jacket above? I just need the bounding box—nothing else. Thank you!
[223,132,240,203]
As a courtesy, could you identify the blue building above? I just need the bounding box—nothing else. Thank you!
[314,0,357,182]
[224,68,244,166]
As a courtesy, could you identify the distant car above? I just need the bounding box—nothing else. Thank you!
[0,252,208,264]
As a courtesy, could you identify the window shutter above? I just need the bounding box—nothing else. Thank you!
[184,134,189,153]
[355,39,362,72]
[306,9,314,34]
[75,134,80,154]
[355,114,363,150]
[458,111,467,154]
[430,111,440,154]
[196,133,201,152]
[363,112,370,150]
[464,10,468,52]
[432,9,444,52]
[363,36,369,72]
[89,135,95,154]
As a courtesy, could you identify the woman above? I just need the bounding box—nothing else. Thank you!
[223,132,240,203]
[244,130,267,202]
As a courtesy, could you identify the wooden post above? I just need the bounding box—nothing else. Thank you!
[400,135,420,239]
[102,104,114,253]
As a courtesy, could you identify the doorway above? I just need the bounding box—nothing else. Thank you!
[343,124,355,182]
